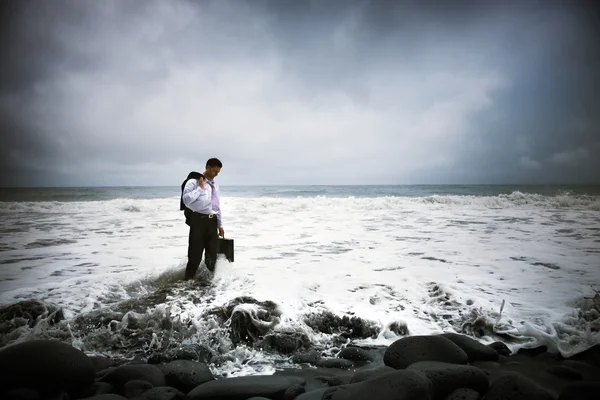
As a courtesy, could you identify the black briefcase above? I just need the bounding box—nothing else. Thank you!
[217,238,234,262]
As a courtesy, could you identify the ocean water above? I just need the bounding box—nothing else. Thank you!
[1,184,599,376]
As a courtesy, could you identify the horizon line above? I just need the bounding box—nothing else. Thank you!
[2,182,600,189]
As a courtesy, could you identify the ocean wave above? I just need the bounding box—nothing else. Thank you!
[1,191,599,214]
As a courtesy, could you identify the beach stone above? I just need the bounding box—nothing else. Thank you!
[315,358,354,369]
[440,333,499,362]
[89,382,116,395]
[284,383,306,399]
[407,361,489,399]
[158,359,214,392]
[295,388,328,400]
[383,335,469,369]
[487,342,511,357]
[558,382,600,400]
[545,365,583,381]
[135,386,185,399]
[483,372,554,400]
[0,339,95,398]
[260,331,312,354]
[123,379,153,397]
[3,388,41,400]
[337,346,374,362]
[443,387,481,400]
[186,375,306,400]
[320,369,434,399]
[349,366,396,383]
[98,364,166,390]
[291,350,321,364]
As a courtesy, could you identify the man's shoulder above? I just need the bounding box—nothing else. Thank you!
[184,178,198,190]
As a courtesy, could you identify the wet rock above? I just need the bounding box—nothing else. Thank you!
[484,372,554,400]
[186,375,306,400]
[291,350,321,364]
[98,364,166,391]
[321,369,434,399]
[89,382,116,396]
[303,311,379,340]
[337,346,374,362]
[123,379,153,398]
[349,366,396,384]
[284,383,306,399]
[444,387,481,400]
[440,333,499,362]
[407,361,489,400]
[315,358,354,369]
[295,388,328,400]
[558,382,600,400]
[80,395,127,399]
[546,365,583,381]
[383,335,469,369]
[0,339,95,398]
[3,388,41,400]
[0,300,64,327]
[487,342,511,356]
[135,386,185,399]
[148,344,215,364]
[158,359,214,393]
[259,331,311,354]
[210,297,282,345]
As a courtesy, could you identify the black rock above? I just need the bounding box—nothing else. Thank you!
[259,331,312,355]
[558,382,600,400]
[291,350,321,364]
[321,369,434,399]
[134,386,186,399]
[284,383,306,399]
[295,388,328,400]
[443,387,481,400]
[383,335,469,369]
[98,364,166,391]
[487,342,511,357]
[158,359,214,393]
[337,346,374,362]
[407,361,489,400]
[440,333,499,362]
[349,366,396,384]
[78,395,127,399]
[3,388,41,400]
[315,358,354,369]
[186,375,306,400]
[89,382,116,396]
[0,339,95,398]
[545,365,583,381]
[123,379,153,398]
[483,372,554,400]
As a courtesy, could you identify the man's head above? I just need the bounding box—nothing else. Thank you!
[204,158,222,180]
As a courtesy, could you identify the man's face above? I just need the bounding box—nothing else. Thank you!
[207,166,221,179]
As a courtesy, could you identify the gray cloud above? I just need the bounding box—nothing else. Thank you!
[0,0,598,186]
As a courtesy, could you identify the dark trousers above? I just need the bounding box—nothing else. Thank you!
[185,213,218,279]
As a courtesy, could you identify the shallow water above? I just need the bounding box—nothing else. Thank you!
[1,185,599,376]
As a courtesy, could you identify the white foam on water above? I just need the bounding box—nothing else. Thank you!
[1,191,599,366]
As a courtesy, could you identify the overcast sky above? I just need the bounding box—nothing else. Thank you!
[0,0,598,186]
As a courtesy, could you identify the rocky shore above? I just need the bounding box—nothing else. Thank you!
[1,332,599,400]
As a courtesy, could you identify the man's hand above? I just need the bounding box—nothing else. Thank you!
[218,227,225,237]
[198,176,205,189]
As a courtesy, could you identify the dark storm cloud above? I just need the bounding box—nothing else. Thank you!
[0,0,598,186]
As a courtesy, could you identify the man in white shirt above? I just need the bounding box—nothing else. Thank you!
[181,158,224,279]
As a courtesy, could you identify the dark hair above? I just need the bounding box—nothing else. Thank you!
[206,158,222,168]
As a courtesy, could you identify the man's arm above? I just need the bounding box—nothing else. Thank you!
[182,179,211,210]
